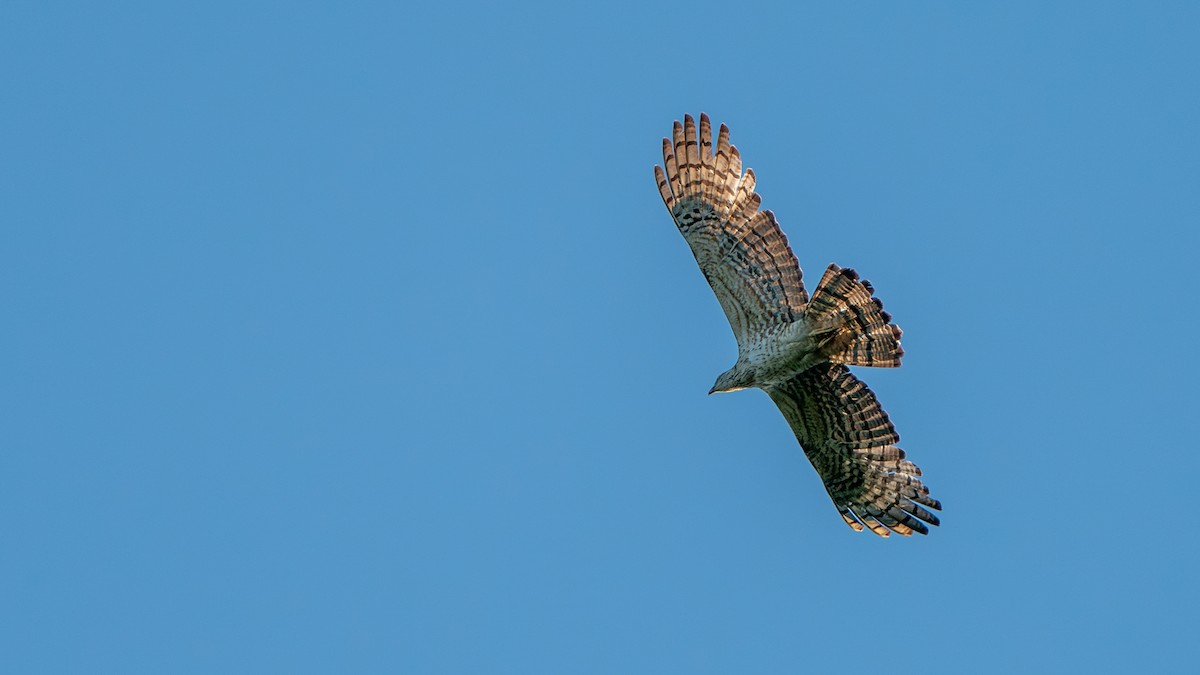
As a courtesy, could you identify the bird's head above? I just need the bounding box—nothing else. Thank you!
[709,365,755,395]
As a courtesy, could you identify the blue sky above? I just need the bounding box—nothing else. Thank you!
[3,2,1198,672]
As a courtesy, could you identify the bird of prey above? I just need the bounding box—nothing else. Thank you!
[654,113,941,536]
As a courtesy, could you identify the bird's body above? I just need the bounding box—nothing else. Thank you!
[711,320,821,393]
[655,114,941,537]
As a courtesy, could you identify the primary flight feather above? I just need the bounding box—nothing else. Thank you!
[654,114,941,537]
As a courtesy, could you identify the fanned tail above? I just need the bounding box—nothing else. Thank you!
[805,264,903,368]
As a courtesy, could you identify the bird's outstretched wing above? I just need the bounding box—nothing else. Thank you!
[654,113,808,348]
[765,363,942,536]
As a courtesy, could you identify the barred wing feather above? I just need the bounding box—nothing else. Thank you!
[766,364,942,536]
[654,113,808,348]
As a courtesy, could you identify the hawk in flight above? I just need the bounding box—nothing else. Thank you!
[654,114,941,536]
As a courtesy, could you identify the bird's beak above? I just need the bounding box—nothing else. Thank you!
[708,386,717,396]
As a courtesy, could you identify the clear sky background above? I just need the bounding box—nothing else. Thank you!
[3,2,1198,673]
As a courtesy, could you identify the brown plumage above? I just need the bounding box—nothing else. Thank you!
[654,114,941,537]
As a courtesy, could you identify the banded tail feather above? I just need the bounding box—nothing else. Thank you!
[805,264,904,368]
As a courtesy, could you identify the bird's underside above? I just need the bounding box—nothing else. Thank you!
[654,113,941,537]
